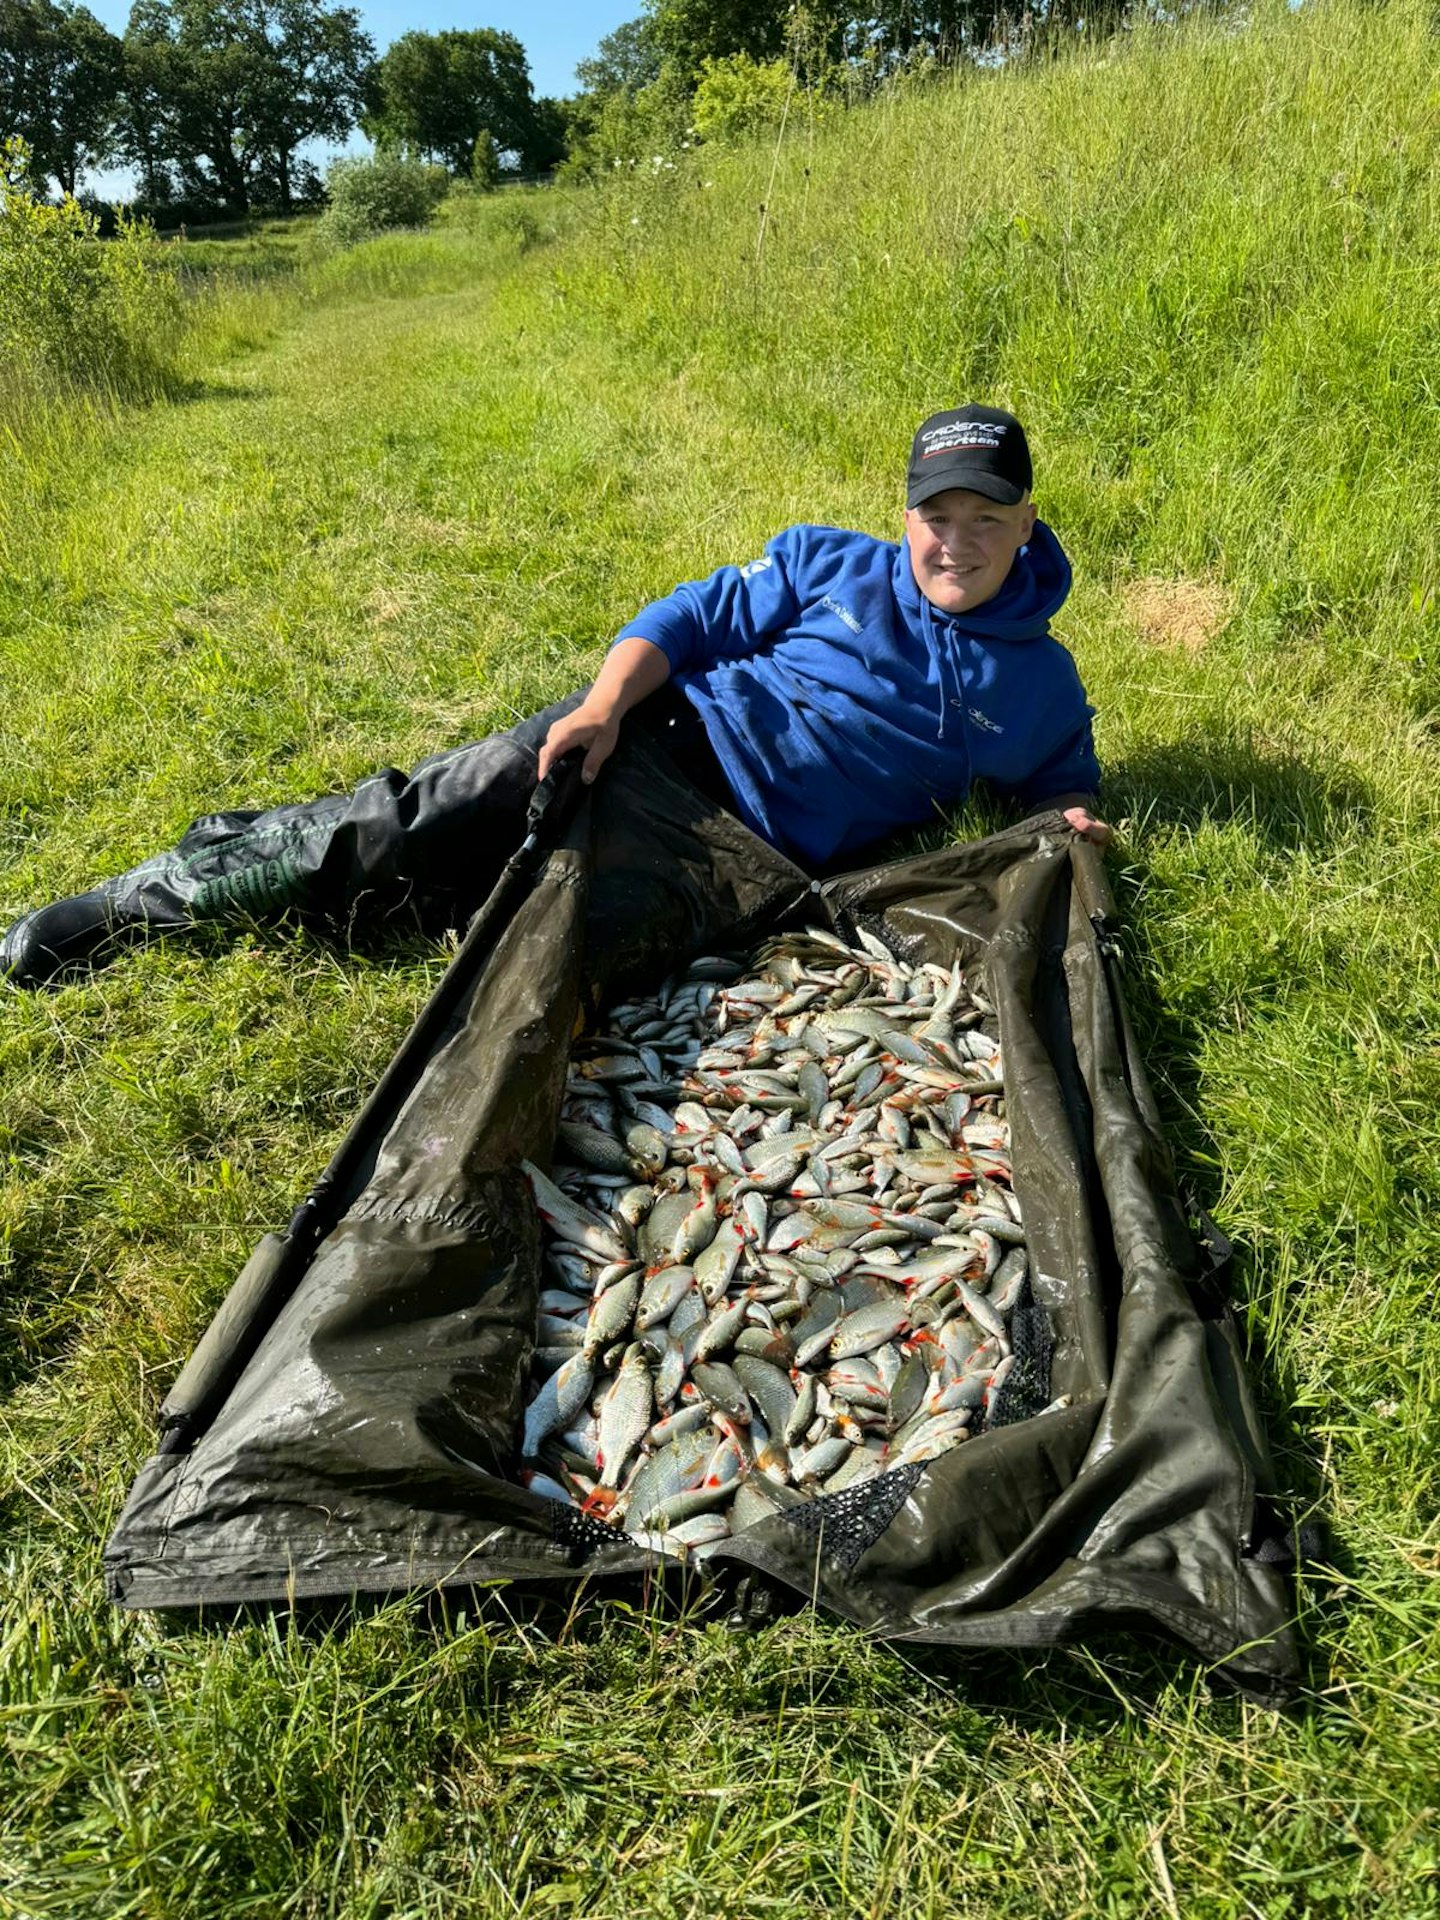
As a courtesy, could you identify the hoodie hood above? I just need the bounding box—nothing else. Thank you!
[893,517,1072,642]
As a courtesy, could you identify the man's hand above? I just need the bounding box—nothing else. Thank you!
[535,636,673,787]
[537,701,621,786]
[1062,805,1113,848]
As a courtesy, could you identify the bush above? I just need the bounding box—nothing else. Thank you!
[316,155,449,249]
[554,61,694,179]
[692,54,796,144]
[0,135,185,403]
[470,131,500,191]
[437,183,555,254]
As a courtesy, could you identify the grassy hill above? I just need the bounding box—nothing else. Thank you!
[2,1,1438,1912]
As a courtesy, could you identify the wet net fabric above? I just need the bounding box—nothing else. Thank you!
[101,790,1299,1694]
[774,1462,929,1574]
[989,1277,1055,1427]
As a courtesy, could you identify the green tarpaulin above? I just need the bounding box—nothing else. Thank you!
[105,734,1297,1696]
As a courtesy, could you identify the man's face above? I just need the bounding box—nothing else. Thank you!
[904,488,1037,614]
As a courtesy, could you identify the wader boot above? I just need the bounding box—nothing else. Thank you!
[2,688,730,989]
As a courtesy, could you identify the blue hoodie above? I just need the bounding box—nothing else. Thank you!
[616,520,1098,867]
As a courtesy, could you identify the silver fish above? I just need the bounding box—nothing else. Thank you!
[596,1346,653,1490]
[522,1352,594,1459]
[524,927,1031,1540]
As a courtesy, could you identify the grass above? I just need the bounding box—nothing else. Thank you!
[162,216,319,283]
[2,0,1439,1911]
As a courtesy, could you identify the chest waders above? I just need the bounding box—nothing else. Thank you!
[1,688,729,988]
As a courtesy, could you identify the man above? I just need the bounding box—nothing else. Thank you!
[1,404,1108,989]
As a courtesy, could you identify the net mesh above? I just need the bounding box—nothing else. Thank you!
[776,1461,927,1573]
[550,1503,631,1560]
[990,1277,1055,1426]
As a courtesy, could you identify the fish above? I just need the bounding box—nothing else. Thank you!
[671,1167,721,1263]
[522,1351,595,1459]
[692,1292,752,1363]
[624,1428,714,1530]
[635,1265,696,1332]
[829,1296,911,1360]
[595,1346,653,1490]
[520,925,1036,1555]
[691,1360,753,1425]
[583,1273,640,1358]
[731,1353,798,1435]
[523,1161,629,1264]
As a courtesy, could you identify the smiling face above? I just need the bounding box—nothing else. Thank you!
[904,487,1037,614]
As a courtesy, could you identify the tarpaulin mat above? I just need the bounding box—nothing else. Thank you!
[105,732,1297,1696]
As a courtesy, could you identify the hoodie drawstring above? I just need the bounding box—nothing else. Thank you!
[920,595,957,741]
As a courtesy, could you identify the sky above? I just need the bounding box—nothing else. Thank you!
[81,1,640,197]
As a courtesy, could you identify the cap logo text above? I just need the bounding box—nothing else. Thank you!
[920,421,1008,459]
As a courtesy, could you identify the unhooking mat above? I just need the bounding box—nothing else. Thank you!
[104,730,1299,1696]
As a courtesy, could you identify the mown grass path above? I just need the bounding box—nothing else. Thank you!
[3,2,1439,1912]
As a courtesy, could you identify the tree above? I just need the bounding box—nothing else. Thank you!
[840,2,1000,62]
[0,0,124,198]
[691,51,792,143]
[646,0,788,75]
[119,0,372,216]
[252,0,373,210]
[524,95,569,176]
[362,29,553,178]
[570,0,1043,115]
[573,16,662,97]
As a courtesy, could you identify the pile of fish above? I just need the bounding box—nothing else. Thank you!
[518,924,1033,1559]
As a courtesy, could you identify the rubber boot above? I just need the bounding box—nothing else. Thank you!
[1,884,174,988]
[2,839,344,988]
[1,687,726,992]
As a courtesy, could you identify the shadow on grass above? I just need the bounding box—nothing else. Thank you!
[1105,727,1374,852]
[160,378,274,408]
[0,1230,94,1397]
[1095,729,1368,1666]
[141,1567,1287,1733]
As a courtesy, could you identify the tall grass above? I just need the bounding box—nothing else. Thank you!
[0,144,188,421]
[2,2,1438,1913]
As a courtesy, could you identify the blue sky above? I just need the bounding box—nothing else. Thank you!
[82,2,639,196]
[85,1,638,101]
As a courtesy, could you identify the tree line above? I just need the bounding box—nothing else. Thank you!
[0,0,566,216]
[1,0,1141,217]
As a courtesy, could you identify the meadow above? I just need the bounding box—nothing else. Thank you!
[2,0,1438,1912]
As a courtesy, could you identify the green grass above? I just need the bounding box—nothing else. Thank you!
[3,0,1439,1912]
[163,216,319,282]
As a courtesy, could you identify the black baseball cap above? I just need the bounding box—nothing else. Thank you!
[907,405,1033,508]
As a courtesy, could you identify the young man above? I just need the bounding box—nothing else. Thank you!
[1,404,1107,990]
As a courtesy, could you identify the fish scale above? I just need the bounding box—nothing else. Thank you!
[520,925,1028,1556]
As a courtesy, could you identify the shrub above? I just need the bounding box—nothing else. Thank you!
[438,184,553,253]
[692,54,796,144]
[0,135,185,403]
[554,61,694,179]
[316,155,449,249]
[470,131,500,191]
